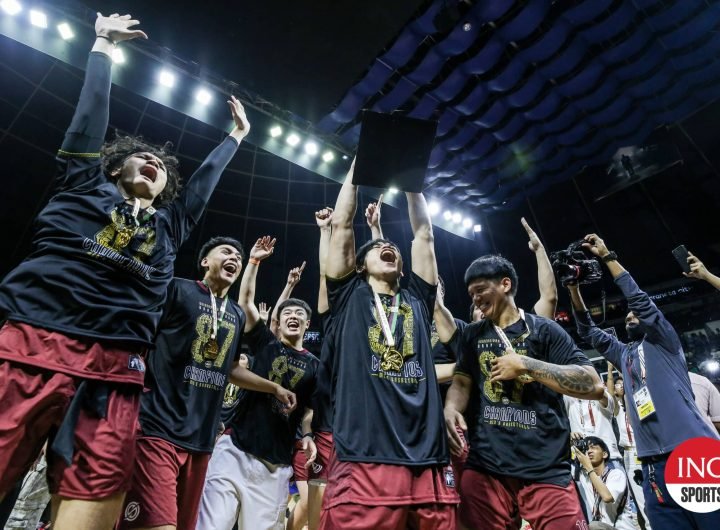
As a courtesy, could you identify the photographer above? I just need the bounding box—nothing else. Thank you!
[567,234,719,530]
[575,436,638,530]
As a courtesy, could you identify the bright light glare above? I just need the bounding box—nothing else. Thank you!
[388,187,399,194]
[0,0,22,16]
[195,88,212,105]
[452,213,462,223]
[111,48,125,64]
[705,360,720,374]
[428,201,440,215]
[304,142,319,156]
[286,133,300,147]
[462,218,472,228]
[57,22,74,40]
[443,211,452,221]
[29,9,47,28]
[269,125,283,138]
[322,151,334,162]
[342,154,349,160]
[473,224,482,233]
[158,70,175,88]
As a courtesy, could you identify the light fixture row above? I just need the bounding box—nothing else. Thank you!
[429,201,481,232]
[268,125,335,162]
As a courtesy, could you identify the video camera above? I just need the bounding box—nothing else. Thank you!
[550,240,602,287]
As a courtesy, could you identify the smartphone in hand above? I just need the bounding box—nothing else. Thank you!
[672,245,691,274]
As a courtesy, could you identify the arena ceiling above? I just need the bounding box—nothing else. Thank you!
[1,0,720,327]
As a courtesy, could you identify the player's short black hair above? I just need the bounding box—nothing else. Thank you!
[464,254,519,296]
[355,238,401,271]
[277,298,312,322]
[101,133,181,207]
[197,236,245,274]
[585,436,610,461]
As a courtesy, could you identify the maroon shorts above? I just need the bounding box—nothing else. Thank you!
[0,360,140,499]
[118,436,210,529]
[320,450,459,529]
[292,431,334,483]
[319,502,456,530]
[450,428,469,491]
[459,468,586,530]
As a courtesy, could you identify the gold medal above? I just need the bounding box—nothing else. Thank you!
[380,346,404,372]
[204,339,219,360]
[114,226,136,249]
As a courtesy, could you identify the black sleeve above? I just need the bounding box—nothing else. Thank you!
[56,52,112,190]
[164,136,239,249]
[542,318,593,367]
[456,323,478,379]
[243,320,277,358]
[318,311,332,336]
[327,272,360,315]
[407,272,437,322]
[232,307,247,362]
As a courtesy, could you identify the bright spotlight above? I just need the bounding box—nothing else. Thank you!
[0,0,22,16]
[322,151,334,162]
[388,187,399,194]
[195,88,212,105]
[443,211,452,221]
[269,125,283,138]
[705,360,720,374]
[158,70,175,88]
[462,218,472,228]
[342,154,349,160]
[111,48,125,64]
[286,133,300,147]
[57,22,74,40]
[29,9,47,28]
[428,201,440,215]
[452,212,462,224]
[473,224,482,233]
[304,141,319,156]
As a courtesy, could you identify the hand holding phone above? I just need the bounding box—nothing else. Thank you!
[672,245,691,274]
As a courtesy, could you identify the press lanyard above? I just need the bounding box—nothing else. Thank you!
[203,280,228,340]
[591,468,612,520]
[625,341,646,393]
[579,401,596,428]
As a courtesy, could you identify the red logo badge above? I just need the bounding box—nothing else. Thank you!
[665,437,720,513]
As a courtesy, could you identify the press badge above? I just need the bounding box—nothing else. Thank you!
[633,386,656,420]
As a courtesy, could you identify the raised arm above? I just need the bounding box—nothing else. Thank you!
[327,162,357,279]
[583,234,681,351]
[522,218,557,319]
[686,251,720,291]
[407,192,438,285]
[316,208,333,313]
[567,284,624,367]
[269,262,305,335]
[238,236,276,332]
[365,195,384,240]
[60,14,147,157]
[434,285,458,344]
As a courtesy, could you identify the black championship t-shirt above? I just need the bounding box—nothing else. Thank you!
[311,311,334,433]
[0,52,239,353]
[457,313,592,485]
[139,278,245,452]
[327,272,448,466]
[228,321,319,466]
[431,318,467,403]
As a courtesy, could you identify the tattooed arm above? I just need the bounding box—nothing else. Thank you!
[491,352,603,399]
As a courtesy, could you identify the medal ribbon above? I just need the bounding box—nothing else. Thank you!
[372,291,401,348]
[493,308,526,353]
[203,281,228,340]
